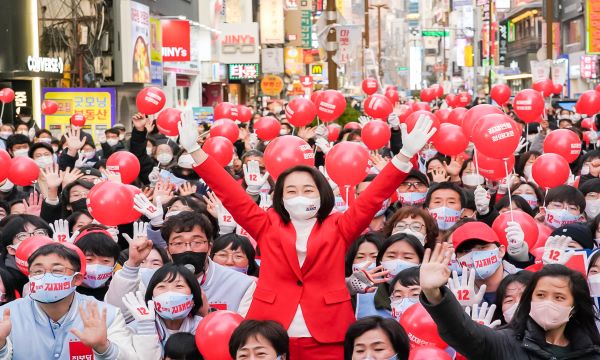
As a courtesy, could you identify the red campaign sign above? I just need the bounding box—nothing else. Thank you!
[161,20,190,62]
[300,76,313,87]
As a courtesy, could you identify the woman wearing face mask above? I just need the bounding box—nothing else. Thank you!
[587,250,600,309]
[492,271,533,325]
[229,320,290,360]
[388,267,421,321]
[494,195,535,216]
[181,113,436,358]
[580,178,600,221]
[384,207,439,249]
[154,143,177,169]
[421,246,600,360]
[344,316,409,360]
[373,234,424,317]
[510,181,543,213]
[210,233,260,277]
[460,159,485,190]
[579,150,600,184]
[514,151,541,181]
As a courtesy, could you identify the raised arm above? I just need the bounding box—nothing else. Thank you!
[178,114,270,241]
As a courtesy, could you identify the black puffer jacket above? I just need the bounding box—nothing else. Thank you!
[421,287,600,359]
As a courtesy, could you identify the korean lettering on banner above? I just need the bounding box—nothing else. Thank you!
[229,64,259,80]
[586,0,600,54]
[498,22,508,66]
[581,55,599,79]
[260,0,284,44]
[301,11,312,48]
[336,26,360,64]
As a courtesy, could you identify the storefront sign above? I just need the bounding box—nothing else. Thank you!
[498,22,508,66]
[149,17,163,85]
[284,47,304,76]
[192,106,214,124]
[259,0,284,44]
[41,88,116,142]
[300,76,313,87]
[310,64,323,76]
[228,64,259,80]
[586,0,600,54]
[581,55,598,79]
[220,23,260,64]
[335,26,360,65]
[261,48,284,74]
[260,75,284,96]
[161,20,191,61]
[27,56,64,74]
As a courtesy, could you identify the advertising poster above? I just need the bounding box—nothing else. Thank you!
[586,0,600,54]
[130,1,151,83]
[149,17,163,85]
[41,88,116,143]
[192,106,215,124]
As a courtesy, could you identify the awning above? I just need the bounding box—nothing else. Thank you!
[503,73,532,80]
[505,2,542,19]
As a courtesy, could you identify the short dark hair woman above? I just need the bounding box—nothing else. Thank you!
[343,316,409,360]
[210,233,260,277]
[229,320,289,360]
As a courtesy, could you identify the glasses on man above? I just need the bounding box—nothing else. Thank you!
[547,202,579,212]
[393,222,425,232]
[168,240,209,251]
[398,182,427,192]
[15,229,49,242]
[29,265,76,279]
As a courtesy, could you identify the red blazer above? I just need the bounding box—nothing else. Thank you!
[194,157,409,343]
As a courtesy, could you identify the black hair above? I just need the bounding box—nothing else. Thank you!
[35,129,52,138]
[577,150,600,174]
[510,264,600,345]
[389,266,420,290]
[66,211,93,233]
[5,134,31,152]
[424,182,466,209]
[579,178,600,196]
[376,233,425,266]
[104,128,120,136]
[514,151,541,178]
[75,229,121,263]
[118,244,171,267]
[28,142,53,158]
[228,320,289,359]
[492,271,533,324]
[510,181,544,209]
[0,267,17,303]
[343,316,410,360]
[165,195,219,239]
[60,179,94,214]
[164,332,203,360]
[144,263,203,317]
[28,243,81,272]
[545,185,586,213]
[210,233,259,277]
[344,232,384,277]
[241,149,264,163]
[463,189,476,211]
[272,165,335,224]
[588,249,600,275]
[0,215,52,261]
[494,195,535,217]
[161,211,215,245]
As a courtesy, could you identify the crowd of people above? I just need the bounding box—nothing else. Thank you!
[0,89,597,360]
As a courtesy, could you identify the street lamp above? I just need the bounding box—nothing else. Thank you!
[369,2,389,79]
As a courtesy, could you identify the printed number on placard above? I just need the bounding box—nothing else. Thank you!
[137,307,149,315]
[223,215,233,222]
[549,250,560,261]
[457,289,470,301]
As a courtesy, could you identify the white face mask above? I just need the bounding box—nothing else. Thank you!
[52,146,59,153]
[283,196,320,221]
[37,138,52,144]
[503,302,518,323]
[526,134,537,143]
[34,155,54,169]
[523,165,533,179]
[20,117,31,122]
[0,132,11,140]
[177,154,194,169]
[0,179,13,192]
[157,152,173,165]
[106,138,119,146]
[118,134,125,141]
[586,199,600,219]
[393,228,426,245]
[462,173,485,187]
[146,147,153,156]
[581,165,590,176]
[17,130,28,136]
[13,149,29,158]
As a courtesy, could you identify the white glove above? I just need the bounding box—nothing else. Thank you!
[74,151,94,168]
[358,115,370,128]
[107,227,119,243]
[319,165,338,191]
[346,270,375,295]
[447,267,487,308]
[587,131,598,143]
[259,192,273,210]
[399,114,437,159]
[505,221,529,261]
[474,185,491,216]
[243,160,270,196]
[388,113,400,129]
[465,302,501,329]
[50,219,75,243]
[315,124,328,139]
[122,222,149,244]
[28,127,36,141]
[133,193,164,227]
[542,235,575,265]
[123,291,156,325]
[514,137,527,154]
[148,166,160,186]
[315,138,332,155]
[177,112,200,153]
[210,194,237,234]
[248,133,259,149]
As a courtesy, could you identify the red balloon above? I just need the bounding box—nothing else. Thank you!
[203,137,234,167]
[492,210,538,249]
[15,236,54,275]
[106,151,141,184]
[534,223,553,249]
[431,84,444,98]
[447,107,467,126]
[87,182,139,226]
[311,90,323,105]
[0,88,15,103]
[409,346,452,360]
[327,124,341,142]
[581,118,598,131]
[490,84,511,106]
[211,119,239,143]
[136,87,166,115]
[362,78,378,95]
[576,90,600,116]
[456,92,472,107]
[405,111,440,143]
[397,105,413,123]
[434,108,451,123]
[513,89,545,123]
[8,157,39,186]
[123,185,143,223]
[476,152,515,181]
[445,93,458,108]
[400,303,447,349]
[384,89,399,104]
[531,153,570,189]
[532,79,554,98]
[195,311,243,360]
[0,150,10,182]
[552,83,563,95]
[62,242,87,276]
[316,90,346,122]
[156,108,182,137]
[325,142,370,187]
[420,88,434,102]
[344,122,361,130]
[596,84,600,93]
[462,104,504,139]
[214,102,234,120]
[543,129,582,163]
[473,114,521,159]
[286,98,317,127]
[264,136,314,179]
[254,116,281,141]
[237,105,252,123]
[364,94,393,120]
[412,102,431,112]
[434,124,468,156]
[70,113,86,128]
[41,100,59,115]
[362,121,391,150]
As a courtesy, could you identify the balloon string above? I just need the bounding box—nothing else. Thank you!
[504,159,514,223]
[525,123,529,152]
[0,103,5,124]
[345,185,349,208]
[473,146,481,179]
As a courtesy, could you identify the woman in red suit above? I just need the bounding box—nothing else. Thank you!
[178,115,436,359]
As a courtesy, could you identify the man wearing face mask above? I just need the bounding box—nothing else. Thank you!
[424,182,466,232]
[5,134,31,158]
[100,128,125,159]
[0,124,13,151]
[538,186,586,229]
[14,106,39,132]
[161,212,256,312]
[396,170,429,208]
[450,221,520,304]
[580,179,600,220]
[357,174,392,232]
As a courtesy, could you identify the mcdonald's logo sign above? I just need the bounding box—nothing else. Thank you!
[310,64,323,75]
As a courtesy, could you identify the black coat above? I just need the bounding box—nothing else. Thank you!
[421,287,600,360]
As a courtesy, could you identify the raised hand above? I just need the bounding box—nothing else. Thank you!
[420,243,454,305]
[474,185,491,216]
[133,193,164,227]
[388,113,400,129]
[70,302,109,354]
[369,153,389,172]
[318,165,338,191]
[179,182,197,196]
[41,164,63,190]
[65,128,85,154]
[314,124,328,140]
[243,160,270,195]
[100,168,122,183]
[123,222,152,267]
[50,219,72,243]
[358,116,370,128]
[75,151,94,168]
[447,267,487,308]
[505,221,528,258]
[429,168,450,183]
[315,138,332,155]
[61,167,83,188]
[465,302,501,329]
[0,309,10,348]
[543,235,575,265]
[123,291,155,322]
[154,179,174,205]
[298,126,316,141]
[444,156,464,177]
[131,112,147,131]
[23,191,43,217]
[399,114,437,159]
[177,112,200,153]
[203,192,236,234]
